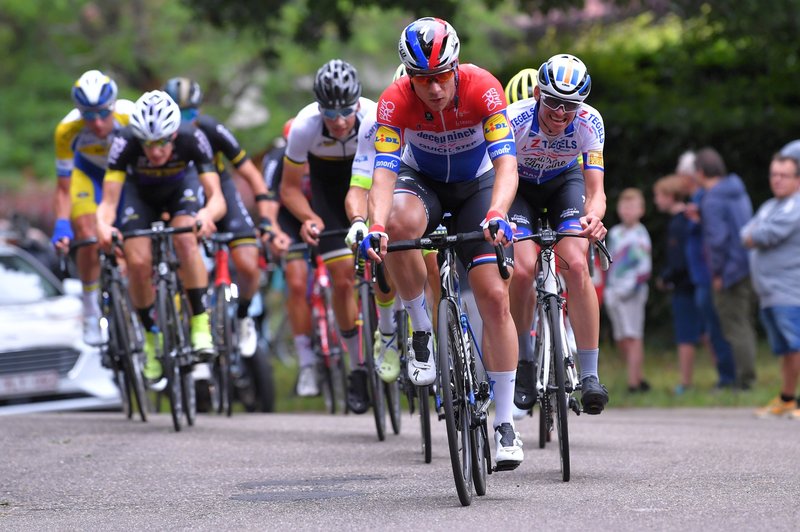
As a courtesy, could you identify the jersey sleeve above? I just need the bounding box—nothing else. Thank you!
[576,106,605,172]
[471,72,516,161]
[205,116,248,167]
[372,84,405,175]
[104,131,134,184]
[350,113,378,189]
[261,147,284,200]
[54,111,83,179]
[188,128,218,175]
[284,104,318,165]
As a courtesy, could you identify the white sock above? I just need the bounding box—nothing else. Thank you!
[401,292,431,333]
[81,284,100,317]
[376,298,396,336]
[294,334,315,368]
[488,370,516,429]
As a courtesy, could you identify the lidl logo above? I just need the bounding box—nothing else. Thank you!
[483,114,510,142]
[375,126,401,153]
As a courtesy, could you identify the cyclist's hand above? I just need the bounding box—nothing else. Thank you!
[359,225,387,262]
[194,209,217,238]
[300,218,324,246]
[481,210,514,247]
[268,229,291,257]
[51,218,74,254]
[96,221,116,251]
[579,211,606,242]
[345,220,368,249]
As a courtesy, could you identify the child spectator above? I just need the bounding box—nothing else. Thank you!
[653,175,702,394]
[604,188,652,392]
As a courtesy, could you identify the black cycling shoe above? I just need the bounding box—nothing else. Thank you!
[580,375,609,415]
[346,367,369,414]
[514,360,537,410]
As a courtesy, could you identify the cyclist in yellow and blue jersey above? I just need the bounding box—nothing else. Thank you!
[51,69,134,345]
[164,77,274,357]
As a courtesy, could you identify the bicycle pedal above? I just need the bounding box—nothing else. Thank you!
[569,397,581,415]
[493,460,521,473]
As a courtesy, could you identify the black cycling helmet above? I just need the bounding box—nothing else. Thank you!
[313,59,362,109]
[163,77,203,109]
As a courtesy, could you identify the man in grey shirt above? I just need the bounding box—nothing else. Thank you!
[742,153,800,419]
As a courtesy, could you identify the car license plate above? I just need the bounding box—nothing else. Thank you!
[0,371,59,395]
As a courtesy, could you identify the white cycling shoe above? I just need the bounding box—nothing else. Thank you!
[238,317,258,357]
[408,331,436,386]
[494,422,524,471]
[83,314,108,346]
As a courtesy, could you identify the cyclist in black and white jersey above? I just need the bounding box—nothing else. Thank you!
[280,59,377,413]
[163,77,271,357]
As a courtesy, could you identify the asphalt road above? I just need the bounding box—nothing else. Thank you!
[1,408,798,530]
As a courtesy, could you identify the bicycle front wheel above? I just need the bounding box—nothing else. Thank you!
[360,283,385,440]
[547,302,570,482]
[418,385,432,463]
[112,283,148,422]
[437,299,473,506]
[385,380,402,435]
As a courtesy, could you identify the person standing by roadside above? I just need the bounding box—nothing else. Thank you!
[678,151,737,388]
[694,147,757,390]
[742,154,800,418]
[604,188,651,393]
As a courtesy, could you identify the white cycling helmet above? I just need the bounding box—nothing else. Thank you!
[71,69,118,110]
[129,90,181,141]
[398,17,460,76]
[537,54,591,102]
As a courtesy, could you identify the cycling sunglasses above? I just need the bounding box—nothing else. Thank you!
[81,107,113,120]
[539,92,580,113]
[141,137,173,148]
[410,69,456,85]
[319,105,357,120]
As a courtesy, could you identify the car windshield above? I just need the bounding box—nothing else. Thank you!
[0,255,61,303]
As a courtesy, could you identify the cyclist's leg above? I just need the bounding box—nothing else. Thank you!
[373,267,400,381]
[70,168,105,344]
[507,197,536,363]
[385,171,442,386]
[549,168,608,413]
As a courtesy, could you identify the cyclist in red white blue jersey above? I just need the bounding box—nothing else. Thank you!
[364,17,523,469]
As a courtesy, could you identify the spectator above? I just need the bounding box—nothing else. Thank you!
[653,174,702,394]
[604,188,651,393]
[742,154,800,418]
[694,147,757,390]
[678,151,737,388]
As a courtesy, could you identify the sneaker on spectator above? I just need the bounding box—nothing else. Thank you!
[296,365,320,397]
[754,396,796,418]
[238,316,257,357]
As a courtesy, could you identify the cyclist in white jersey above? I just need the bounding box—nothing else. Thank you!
[505,54,610,415]
[280,59,377,413]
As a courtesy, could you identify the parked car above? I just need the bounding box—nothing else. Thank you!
[0,243,121,414]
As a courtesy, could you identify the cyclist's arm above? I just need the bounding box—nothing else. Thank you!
[488,154,519,217]
[280,159,318,224]
[198,170,226,222]
[54,178,71,220]
[583,166,607,221]
[368,166,396,230]
[234,158,273,222]
[345,183,369,223]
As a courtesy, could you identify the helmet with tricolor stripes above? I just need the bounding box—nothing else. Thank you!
[398,17,460,76]
[537,54,591,102]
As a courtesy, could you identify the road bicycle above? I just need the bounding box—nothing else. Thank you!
[516,216,610,481]
[354,236,403,441]
[386,222,509,506]
[66,237,149,422]
[124,222,199,432]
[305,235,348,414]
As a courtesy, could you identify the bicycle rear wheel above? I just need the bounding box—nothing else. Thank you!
[360,283,385,441]
[437,299,473,506]
[548,302,570,482]
[213,284,234,416]
[471,418,489,496]
[156,282,183,432]
[178,293,197,427]
[112,284,148,422]
[386,380,401,435]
